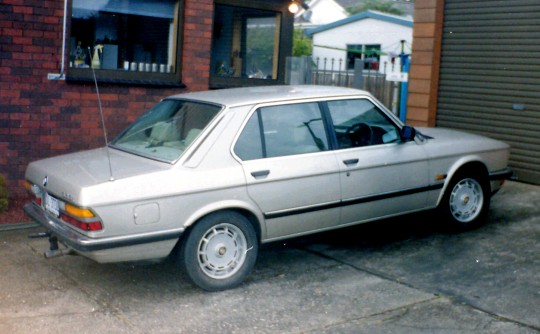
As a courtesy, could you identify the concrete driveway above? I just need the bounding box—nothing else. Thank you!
[1,181,539,333]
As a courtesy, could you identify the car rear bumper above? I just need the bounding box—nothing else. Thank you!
[24,202,184,254]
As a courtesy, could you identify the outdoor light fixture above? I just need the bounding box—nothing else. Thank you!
[288,0,310,14]
[288,0,300,14]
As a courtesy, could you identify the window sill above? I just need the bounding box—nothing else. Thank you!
[67,68,185,88]
[209,76,283,89]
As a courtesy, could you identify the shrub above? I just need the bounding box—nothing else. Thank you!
[0,175,8,213]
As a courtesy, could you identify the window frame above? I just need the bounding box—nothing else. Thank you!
[209,0,294,89]
[66,0,185,87]
[233,101,331,161]
[325,98,402,149]
[346,44,382,70]
[233,97,404,161]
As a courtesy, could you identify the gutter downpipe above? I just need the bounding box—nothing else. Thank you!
[399,54,409,123]
[60,0,68,76]
[48,0,68,80]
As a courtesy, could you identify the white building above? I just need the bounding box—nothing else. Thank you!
[305,10,413,73]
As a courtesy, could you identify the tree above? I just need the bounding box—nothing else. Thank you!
[292,28,313,57]
[347,0,404,16]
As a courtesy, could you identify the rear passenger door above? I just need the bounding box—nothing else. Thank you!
[233,102,341,240]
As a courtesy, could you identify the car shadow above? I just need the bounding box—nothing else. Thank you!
[41,208,506,296]
[261,210,446,253]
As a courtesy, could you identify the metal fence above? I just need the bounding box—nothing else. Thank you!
[286,56,405,114]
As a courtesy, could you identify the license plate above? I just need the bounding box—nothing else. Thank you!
[44,193,60,217]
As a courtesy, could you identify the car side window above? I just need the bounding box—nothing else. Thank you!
[234,111,265,160]
[327,99,400,149]
[234,102,329,160]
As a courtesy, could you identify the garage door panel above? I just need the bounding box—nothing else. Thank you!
[438,0,540,184]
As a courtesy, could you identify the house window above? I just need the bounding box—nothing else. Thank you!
[68,0,183,86]
[346,44,381,70]
[210,1,293,88]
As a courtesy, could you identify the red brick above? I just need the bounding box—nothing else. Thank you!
[43,16,59,24]
[2,28,23,36]
[43,31,57,39]
[12,36,32,45]
[1,89,19,98]
[10,113,29,121]
[50,142,69,151]
[13,6,33,15]
[39,135,60,143]
[22,45,43,53]
[21,120,40,127]
[12,52,32,60]
[0,21,14,29]
[62,92,81,100]
[10,127,29,135]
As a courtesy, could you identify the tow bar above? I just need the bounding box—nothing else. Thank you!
[28,231,73,258]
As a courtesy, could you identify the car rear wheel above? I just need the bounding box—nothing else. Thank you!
[180,211,258,291]
[440,172,490,230]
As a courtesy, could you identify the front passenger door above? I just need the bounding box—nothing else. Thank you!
[327,98,430,225]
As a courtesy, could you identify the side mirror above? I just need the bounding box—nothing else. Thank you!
[400,126,416,142]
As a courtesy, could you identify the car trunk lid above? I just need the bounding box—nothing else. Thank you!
[25,147,170,203]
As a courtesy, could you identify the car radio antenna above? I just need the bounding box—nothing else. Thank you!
[88,47,114,182]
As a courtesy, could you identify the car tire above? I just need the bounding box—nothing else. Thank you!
[179,211,258,291]
[440,171,490,231]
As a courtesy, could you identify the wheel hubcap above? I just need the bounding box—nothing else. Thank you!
[449,178,484,223]
[197,223,247,279]
[217,245,227,256]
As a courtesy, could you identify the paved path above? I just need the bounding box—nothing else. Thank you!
[0,181,538,333]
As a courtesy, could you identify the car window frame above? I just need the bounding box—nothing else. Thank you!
[231,96,407,162]
[323,97,404,150]
[232,99,335,162]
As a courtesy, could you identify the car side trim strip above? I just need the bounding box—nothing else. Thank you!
[264,183,444,220]
[24,203,184,252]
[489,168,513,180]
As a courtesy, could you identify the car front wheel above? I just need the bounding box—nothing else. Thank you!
[441,172,490,230]
[180,211,258,291]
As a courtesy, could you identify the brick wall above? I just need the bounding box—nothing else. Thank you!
[0,0,212,198]
[406,0,444,127]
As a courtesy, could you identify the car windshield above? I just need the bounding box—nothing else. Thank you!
[111,99,222,162]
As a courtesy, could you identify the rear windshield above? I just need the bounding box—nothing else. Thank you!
[111,99,222,162]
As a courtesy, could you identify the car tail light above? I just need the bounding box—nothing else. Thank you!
[60,213,103,231]
[24,180,103,232]
[65,203,95,219]
[61,203,103,231]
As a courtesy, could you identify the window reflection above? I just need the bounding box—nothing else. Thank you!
[70,0,179,75]
[212,5,280,80]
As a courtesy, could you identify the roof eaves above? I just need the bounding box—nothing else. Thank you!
[305,10,413,37]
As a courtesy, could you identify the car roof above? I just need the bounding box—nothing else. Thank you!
[167,85,371,108]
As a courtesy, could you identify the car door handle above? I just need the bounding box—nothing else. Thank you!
[343,159,359,166]
[251,170,270,178]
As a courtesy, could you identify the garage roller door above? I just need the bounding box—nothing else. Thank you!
[437,0,540,184]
